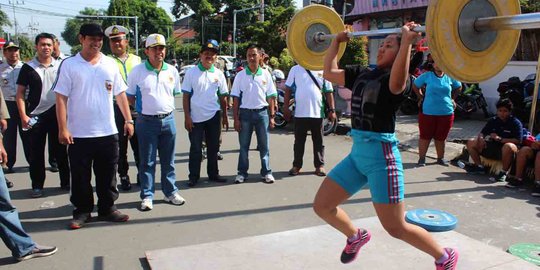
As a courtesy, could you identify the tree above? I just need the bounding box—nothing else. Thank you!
[339,36,368,68]
[106,0,173,43]
[12,35,35,61]
[61,8,104,48]
[172,1,295,56]
[0,9,12,35]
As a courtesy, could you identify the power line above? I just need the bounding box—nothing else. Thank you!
[23,0,86,13]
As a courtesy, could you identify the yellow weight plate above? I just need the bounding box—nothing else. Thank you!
[286,4,346,70]
[426,0,521,83]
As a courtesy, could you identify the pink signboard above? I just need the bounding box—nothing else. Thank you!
[349,0,429,16]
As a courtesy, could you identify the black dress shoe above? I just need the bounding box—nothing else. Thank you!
[49,166,59,173]
[120,176,132,191]
[6,179,13,188]
[188,179,198,187]
[209,176,227,183]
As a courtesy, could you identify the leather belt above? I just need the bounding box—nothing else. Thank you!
[141,111,173,119]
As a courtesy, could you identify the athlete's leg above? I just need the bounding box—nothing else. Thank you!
[373,202,444,259]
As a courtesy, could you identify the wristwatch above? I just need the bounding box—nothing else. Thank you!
[327,108,335,113]
[125,120,135,125]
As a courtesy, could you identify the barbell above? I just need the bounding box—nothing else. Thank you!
[286,0,540,83]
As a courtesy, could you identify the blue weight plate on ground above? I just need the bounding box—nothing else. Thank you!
[405,209,458,232]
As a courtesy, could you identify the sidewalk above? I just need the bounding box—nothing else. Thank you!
[337,113,487,161]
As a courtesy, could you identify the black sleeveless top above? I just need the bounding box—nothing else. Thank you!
[344,66,407,133]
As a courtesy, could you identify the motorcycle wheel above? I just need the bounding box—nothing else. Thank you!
[274,112,288,128]
[323,118,337,136]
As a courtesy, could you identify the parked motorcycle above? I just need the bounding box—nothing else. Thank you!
[455,83,490,118]
[497,74,538,126]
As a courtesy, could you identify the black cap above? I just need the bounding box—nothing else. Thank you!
[201,39,219,53]
[4,40,19,49]
[79,23,104,37]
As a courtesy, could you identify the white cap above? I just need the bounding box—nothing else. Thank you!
[145,34,166,48]
[104,25,129,38]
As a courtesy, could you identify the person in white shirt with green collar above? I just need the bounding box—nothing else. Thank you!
[230,44,277,184]
[182,39,229,187]
[127,33,185,211]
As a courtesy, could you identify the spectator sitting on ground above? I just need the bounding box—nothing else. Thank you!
[464,99,522,181]
[505,133,540,195]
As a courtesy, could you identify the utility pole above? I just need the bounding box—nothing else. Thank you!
[233,5,263,57]
[27,18,39,38]
[9,0,24,37]
[259,0,264,22]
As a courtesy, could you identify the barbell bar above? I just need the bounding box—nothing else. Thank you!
[286,0,539,83]
[317,11,540,42]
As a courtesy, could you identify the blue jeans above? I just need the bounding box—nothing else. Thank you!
[136,114,178,199]
[0,169,35,258]
[237,109,272,177]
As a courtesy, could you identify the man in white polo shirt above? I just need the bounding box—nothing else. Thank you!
[54,23,134,230]
[182,39,229,187]
[231,44,277,184]
[283,64,336,177]
[127,33,185,211]
[16,33,70,198]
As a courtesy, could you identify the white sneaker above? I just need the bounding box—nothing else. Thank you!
[234,175,245,184]
[164,192,186,205]
[263,174,275,183]
[140,198,153,211]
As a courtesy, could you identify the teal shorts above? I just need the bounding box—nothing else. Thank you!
[328,129,404,204]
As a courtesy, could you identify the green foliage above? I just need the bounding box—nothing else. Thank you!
[277,48,294,75]
[172,1,295,57]
[12,35,35,61]
[243,5,295,57]
[520,0,540,13]
[0,9,12,35]
[70,45,82,56]
[173,43,202,64]
[61,8,104,47]
[106,0,173,43]
[339,36,368,68]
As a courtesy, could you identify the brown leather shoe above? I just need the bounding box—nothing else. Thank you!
[288,167,301,176]
[315,167,326,176]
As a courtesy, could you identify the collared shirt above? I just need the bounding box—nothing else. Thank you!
[182,63,228,123]
[17,57,60,115]
[0,61,23,101]
[111,53,141,83]
[285,65,333,118]
[55,52,67,62]
[53,53,127,138]
[126,61,181,115]
[230,66,276,109]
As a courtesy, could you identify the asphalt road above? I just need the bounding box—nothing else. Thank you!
[0,98,538,269]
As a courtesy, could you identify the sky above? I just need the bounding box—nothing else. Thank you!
[1,0,303,54]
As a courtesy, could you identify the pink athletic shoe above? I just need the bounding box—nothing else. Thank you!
[435,248,459,270]
[340,229,371,264]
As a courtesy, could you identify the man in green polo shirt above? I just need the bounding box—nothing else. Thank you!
[182,40,229,187]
